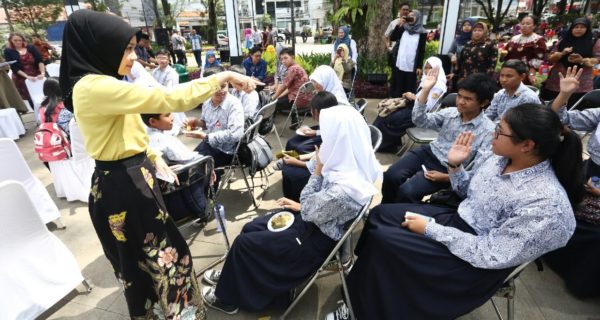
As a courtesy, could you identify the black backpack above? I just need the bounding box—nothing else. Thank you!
[257,90,276,135]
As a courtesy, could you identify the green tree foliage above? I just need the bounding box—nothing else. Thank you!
[7,0,63,36]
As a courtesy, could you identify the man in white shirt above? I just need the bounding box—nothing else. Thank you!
[252,26,262,48]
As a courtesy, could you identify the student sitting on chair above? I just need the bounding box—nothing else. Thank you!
[328,104,583,320]
[485,59,541,122]
[183,67,244,184]
[285,66,348,155]
[271,47,310,130]
[381,71,496,204]
[276,91,339,202]
[373,56,448,153]
[142,112,210,223]
[200,100,381,315]
[229,64,260,121]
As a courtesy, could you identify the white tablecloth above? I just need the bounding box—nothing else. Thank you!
[0,108,25,140]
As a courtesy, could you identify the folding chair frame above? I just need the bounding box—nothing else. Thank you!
[255,100,285,151]
[568,89,600,111]
[490,262,532,320]
[279,81,315,134]
[347,66,359,104]
[280,197,373,320]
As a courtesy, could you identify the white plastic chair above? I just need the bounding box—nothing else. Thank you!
[0,138,62,226]
[0,180,90,320]
[48,119,94,203]
[0,108,26,140]
[24,77,46,124]
[46,63,60,77]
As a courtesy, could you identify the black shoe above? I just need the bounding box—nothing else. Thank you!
[201,286,238,315]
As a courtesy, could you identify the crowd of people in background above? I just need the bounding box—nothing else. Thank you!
[2,4,600,320]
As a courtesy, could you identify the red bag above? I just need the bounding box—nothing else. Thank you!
[34,103,71,162]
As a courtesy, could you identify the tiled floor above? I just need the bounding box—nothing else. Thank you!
[12,101,599,320]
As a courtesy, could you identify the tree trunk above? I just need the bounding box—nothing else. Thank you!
[365,0,392,60]
[151,0,163,28]
[568,0,575,12]
[208,0,217,45]
[1,0,13,32]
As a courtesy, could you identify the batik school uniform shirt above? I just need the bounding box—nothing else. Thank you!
[485,82,541,121]
[300,175,362,241]
[557,106,600,166]
[200,94,244,155]
[425,153,574,269]
[412,101,495,166]
[74,74,219,162]
[283,64,310,107]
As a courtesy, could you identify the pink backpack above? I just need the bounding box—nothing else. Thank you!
[34,103,71,162]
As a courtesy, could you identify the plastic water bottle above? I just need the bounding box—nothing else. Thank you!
[592,177,600,189]
[215,204,226,233]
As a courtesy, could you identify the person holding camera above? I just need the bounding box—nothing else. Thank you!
[384,2,411,49]
[541,17,600,109]
[331,26,357,64]
[388,9,428,98]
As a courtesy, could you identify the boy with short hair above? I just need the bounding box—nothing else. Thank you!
[485,59,541,121]
[382,71,497,204]
[142,113,200,163]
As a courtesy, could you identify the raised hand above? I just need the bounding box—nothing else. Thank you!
[558,66,583,95]
[447,132,474,167]
[421,67,439,90]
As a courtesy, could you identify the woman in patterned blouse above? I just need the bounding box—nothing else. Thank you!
[500,15,547,86]
[541,17,600,109]
[455,22,498,84]
[200,104,381,315]
[327,103,584,320]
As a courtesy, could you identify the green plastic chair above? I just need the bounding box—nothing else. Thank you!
[173,64,189,83]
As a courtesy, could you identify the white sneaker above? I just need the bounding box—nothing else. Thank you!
[325,301,350,320]
[202,269,221,286]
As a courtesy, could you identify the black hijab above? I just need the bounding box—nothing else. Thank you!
[558,18,594,67]
[59,10,137,111]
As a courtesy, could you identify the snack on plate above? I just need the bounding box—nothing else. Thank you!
[275,150,300,160]
[185,125,192,131]
[271,214,292,229]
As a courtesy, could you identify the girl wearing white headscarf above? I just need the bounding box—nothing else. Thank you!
[309,65,350,105]
[388,9,428,98]
[374,56,448,152]
[201,104,381,314]
[283,66,351,155]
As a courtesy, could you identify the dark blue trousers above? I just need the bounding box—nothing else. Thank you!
[382,144,449,203]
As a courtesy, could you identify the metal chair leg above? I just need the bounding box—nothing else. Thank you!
[338,251,356,320]
[82,279,93,293]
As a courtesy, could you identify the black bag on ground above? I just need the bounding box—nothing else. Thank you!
[239,135,274,176]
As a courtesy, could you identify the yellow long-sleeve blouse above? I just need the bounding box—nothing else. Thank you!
[73,74,219,162]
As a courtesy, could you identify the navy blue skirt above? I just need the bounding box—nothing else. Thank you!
[348,203,514,319]
[282,164,311,202]
[372,106,414,153]
[285,125,322,154]
[214,212,336,311]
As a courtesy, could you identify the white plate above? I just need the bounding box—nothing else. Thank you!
[181,129,206,135]
[267,211,295,232]
[295,126,311,136]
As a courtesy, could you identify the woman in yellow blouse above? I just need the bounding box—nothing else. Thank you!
[59,11,259,320]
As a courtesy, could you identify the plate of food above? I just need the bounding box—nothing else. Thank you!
[181,127,206,136]
[267,211,295,232]
[295,126,312,137]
